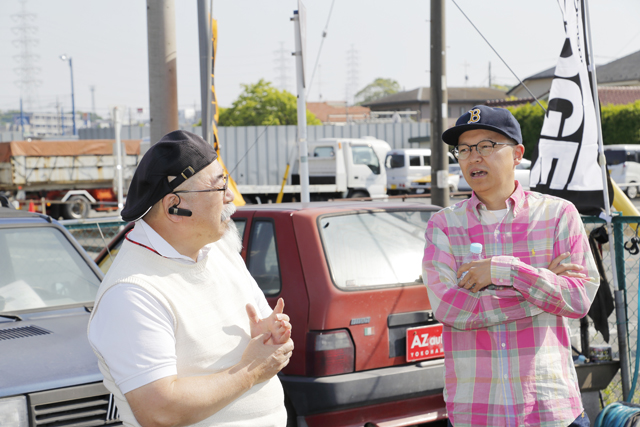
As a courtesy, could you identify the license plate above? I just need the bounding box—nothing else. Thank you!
[390,184,397,189]
[406,324,444,362]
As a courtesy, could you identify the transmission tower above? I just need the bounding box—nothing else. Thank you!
[90,85,96,124]
[273,42,291,92]
[345,44,359,106]
[12,0,41,111]
[316,64,323,102]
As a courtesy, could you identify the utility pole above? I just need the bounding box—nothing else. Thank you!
[430,0,449,207]
[113,107,124,215]
[488,62,492,87]
[146,0,179,145]
[292,3,310,203]
[197,0,213,146]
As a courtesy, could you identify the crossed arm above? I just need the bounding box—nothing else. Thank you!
[422,207,599,330]
[125,298,293,427]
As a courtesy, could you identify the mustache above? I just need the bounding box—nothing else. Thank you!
[220,203,237,222]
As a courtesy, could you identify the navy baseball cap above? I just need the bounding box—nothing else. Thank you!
[442,105,522,146]
[121,130,218,222]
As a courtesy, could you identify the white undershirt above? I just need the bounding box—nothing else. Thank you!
[88,220,272,394]
[479,207,509,225]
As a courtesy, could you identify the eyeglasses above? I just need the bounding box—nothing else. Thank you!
[173,174,228,195]
[453,140,515,160]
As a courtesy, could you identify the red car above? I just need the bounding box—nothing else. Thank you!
[96,201,447,427]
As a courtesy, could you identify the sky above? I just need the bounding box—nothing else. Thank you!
[1,0,640,120]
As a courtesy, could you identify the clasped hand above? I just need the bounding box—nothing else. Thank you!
[246,297,292,345]
[457,252,587,293]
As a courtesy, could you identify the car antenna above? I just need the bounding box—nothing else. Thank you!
[96,222,114,264]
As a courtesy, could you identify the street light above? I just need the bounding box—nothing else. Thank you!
[59,54,77,136]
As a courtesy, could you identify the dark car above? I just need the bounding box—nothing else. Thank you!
[0,206,121,426]
[96,201,447,427]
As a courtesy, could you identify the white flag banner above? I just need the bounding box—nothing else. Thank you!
[529,0,611,215]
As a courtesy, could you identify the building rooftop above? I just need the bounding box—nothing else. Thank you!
[363,87,508,107]
[306,102,371,123]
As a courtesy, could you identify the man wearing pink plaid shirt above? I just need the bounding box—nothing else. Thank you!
[422,105,599,427]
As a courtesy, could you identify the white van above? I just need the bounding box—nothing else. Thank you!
[384,148,459,194]
[603,145,640,198]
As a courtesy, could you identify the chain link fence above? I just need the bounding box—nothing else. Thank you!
[61,218,128,271]
[579,216,640,406]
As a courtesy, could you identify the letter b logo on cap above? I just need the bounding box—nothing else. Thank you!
[467,108,481,123]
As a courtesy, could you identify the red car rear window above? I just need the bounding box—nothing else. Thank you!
[318,210,432,290]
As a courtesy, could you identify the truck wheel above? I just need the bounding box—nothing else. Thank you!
[62,196,91,219]
[348,190,368,199]
[626,182,638,199]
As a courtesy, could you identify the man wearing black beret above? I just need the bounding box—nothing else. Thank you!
[88,130,293,427]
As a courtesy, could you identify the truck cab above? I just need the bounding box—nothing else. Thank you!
[307,137,390,198]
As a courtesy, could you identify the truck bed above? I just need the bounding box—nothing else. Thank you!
[0,139,141,191]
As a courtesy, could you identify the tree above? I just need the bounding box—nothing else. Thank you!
[600,100,640,145]
[218,79,321,126]
[507,102,547,160]
[508,100,640,161]
[355,78,401,105]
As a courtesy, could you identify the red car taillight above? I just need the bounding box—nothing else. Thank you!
[306,330,355,377]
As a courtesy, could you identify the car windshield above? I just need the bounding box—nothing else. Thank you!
[385,154,405,169]
[604,150,626,166]
[319,210,432,289]
[0,227,101,312]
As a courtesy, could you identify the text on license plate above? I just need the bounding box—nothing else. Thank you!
[406,324,444,362]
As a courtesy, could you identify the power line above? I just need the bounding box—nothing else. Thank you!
[307,0,336,98]
[449,0,547,113]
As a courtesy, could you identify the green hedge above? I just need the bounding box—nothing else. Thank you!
[507,100,640,160]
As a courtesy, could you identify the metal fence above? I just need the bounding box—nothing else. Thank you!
[78,123,430,187]
[61,217,128,268]
[63,214,640,404]
[580,216,640,405]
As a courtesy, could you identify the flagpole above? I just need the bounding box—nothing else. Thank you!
[583,0,631,400]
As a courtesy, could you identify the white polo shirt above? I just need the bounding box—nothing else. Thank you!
[88,220,272,394]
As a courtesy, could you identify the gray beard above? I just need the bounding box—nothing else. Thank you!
[221,209,242,253]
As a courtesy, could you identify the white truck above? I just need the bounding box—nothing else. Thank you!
[0,139,141,219]
[236,137,391,202]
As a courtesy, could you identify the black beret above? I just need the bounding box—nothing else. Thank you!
[442,105,523,146]
[121,130,218,222]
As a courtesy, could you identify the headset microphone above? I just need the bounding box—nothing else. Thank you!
[169,206,192,217]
